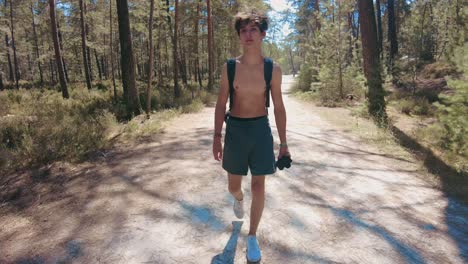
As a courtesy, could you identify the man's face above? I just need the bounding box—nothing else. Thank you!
[239,23,265,47]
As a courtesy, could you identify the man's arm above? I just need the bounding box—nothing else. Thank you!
[270,64,289,157]
[213,63,229,161]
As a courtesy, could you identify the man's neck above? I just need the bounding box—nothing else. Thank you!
[239,48,264,65]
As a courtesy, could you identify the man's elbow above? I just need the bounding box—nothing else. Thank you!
[274,106,286,116]
[274,104,286,113]
[215,103,226,114]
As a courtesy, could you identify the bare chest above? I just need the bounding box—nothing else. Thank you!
[233,66,266,97]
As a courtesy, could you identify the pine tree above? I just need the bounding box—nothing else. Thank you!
[207,0,213,91]
[358,0,387,124]
[9,0,19,89]
[146,0,155,116]
[116,0,142,117]
[49,0,68,98]
[79,0,92,90]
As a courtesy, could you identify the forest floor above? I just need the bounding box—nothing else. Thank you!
[0,75,467,264]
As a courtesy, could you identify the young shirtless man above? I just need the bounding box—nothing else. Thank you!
[212,11,290,262]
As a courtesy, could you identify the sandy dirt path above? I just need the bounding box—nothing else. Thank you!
[1,75,467,264]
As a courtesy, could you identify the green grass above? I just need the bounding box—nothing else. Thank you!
[0,82,215,174]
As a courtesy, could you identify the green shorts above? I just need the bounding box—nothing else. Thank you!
[222,115,276,176]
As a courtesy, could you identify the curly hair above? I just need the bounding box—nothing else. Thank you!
[234,10,269,35]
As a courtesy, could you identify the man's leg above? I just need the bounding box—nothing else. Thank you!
[249,175,265,235]
[228,173,244,201]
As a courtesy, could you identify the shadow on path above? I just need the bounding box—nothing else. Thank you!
[332,208,426,264]
[211,221,243,264]
[390,126,467,202]
[285,128,413,163]
[390,126,468,263]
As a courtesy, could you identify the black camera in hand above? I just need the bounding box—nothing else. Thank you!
[276,155,292,170]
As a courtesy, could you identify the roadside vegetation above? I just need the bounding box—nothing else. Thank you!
[0,80,215,175]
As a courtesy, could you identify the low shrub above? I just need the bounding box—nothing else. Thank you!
[0,89,117,173]
[295,64,318,92]
[434,79,467,156]
[394,97,434,116]
[0,81,216,173]
[420,62,458,79]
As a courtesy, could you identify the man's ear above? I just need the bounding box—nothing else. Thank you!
[261,31,266,39]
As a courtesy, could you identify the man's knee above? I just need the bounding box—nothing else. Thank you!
[251,177,265,194]
[228,174,242,194]
[228,184,242,194]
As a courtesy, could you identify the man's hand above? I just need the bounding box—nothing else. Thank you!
[276,146,292,170]
[213,137,223,161]
[278,146,290,160]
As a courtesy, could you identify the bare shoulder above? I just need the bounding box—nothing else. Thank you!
[272,63,282,81]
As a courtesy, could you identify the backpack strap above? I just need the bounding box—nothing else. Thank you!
[227,57,273,111]
[264,57,273,108]
[227,58,236,112]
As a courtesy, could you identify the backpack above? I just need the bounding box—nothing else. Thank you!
[226,57,273,117]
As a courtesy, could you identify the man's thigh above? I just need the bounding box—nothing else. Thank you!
[249,126,275,176]
[228,173,243,190]
[223,123,249,175]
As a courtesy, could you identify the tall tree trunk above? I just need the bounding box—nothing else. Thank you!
[87,47,94,81]
[95,50,103,80]
[136,52,142,79]
[57,21,69,83]
[27,54,33,80]
[179,36,187,85]
[338,1,344,99]
[157,40,163,86]
[49,0,69,98]
[418,3,429,61]
[79,0,92,90]
[101,55,107,79]
[228,0,239,57]
[109,0,117,98]
[288,47,296,76]
[358,0,386,124]
[0,71,3,90]
[101,56,107,79]
[84,2,93,82]
[9,0,19,89]
[73,44,82,75]
[395,0,400,35]
[31,0,43,86]
[47,44,54,83]
[375,0,383,55]
[195,0,202,88]
[5,35,14,83]
[146,0,155,116]
[314,0,321,31]
[347,12,354,63]
[454,0,462,43]
[164,30,169,78]
[173,0,180,97]
[207,0,214,91]
[117,49,121,79]
[116,0,142,117]
[4,0,13,83]
[388,0,398,73]
[49,58,54,83]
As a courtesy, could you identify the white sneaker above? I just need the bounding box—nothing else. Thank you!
[246,235,261,262]
[233,197,244,219]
